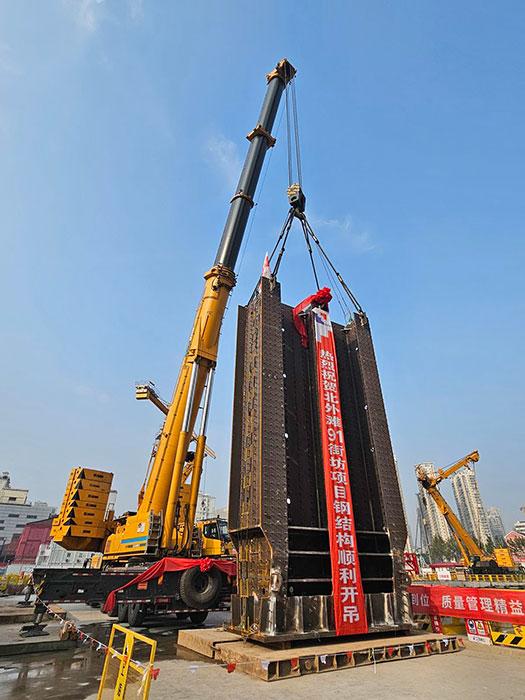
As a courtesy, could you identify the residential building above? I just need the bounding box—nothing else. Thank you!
[514,520,525,536]
[486,507,506,544]
[0,471,55,548]
[0,472,28,505]
[416,463,450,545]
[195,493,216,522]
[13,518,54,565]
[451,465,491,546]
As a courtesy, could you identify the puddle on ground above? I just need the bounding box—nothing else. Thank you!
[0,616,220,700]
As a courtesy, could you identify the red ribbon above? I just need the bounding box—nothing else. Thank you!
[226,663,236,674]
[150,668,160,680]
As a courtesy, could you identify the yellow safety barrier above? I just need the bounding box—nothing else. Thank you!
[98,624,157,700]
[0,573,31,593]
[490,630,525,649]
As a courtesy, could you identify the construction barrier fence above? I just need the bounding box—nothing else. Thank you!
[98,624,157,700]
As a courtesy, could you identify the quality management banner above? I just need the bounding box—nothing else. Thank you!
[313,306,368,635]
[409,584,525,625]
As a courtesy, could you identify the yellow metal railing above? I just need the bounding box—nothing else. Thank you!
[98,623,157,700]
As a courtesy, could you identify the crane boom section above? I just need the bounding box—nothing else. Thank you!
[425,484,486,563]
[435,450,479,485]
[103,59,296,560]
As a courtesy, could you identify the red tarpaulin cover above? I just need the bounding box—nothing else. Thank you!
[292,287,332,347]
[409,584,525,625]
[102,557,236,613]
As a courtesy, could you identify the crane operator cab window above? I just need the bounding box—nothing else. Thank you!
[202,518,230,542]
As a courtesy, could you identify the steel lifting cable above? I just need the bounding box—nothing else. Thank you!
[303,216,364,314]
[271,210,295,279]
[284,78,303,188]
[285,83,293,187]
[317,245,350,319]
[299,217,320,290]
[291,79,303,187]
[268,208,294,264]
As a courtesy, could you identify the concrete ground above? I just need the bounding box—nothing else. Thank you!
[87,641,523,700]
[0,598,522,699]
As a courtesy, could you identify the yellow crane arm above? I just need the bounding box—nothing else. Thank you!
[435,450,479,485]
[424,485,486,565]
[103,59,296,560]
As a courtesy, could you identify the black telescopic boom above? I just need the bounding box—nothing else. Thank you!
[214,59,296,271]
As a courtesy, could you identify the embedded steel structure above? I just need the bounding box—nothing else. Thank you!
[228,277,412,642]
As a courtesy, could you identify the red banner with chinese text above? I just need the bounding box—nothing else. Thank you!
[409,585,525,625]
[313,306,368,635]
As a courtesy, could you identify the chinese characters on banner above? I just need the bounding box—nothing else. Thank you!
[313,307,368,635]
[409,585,525,625]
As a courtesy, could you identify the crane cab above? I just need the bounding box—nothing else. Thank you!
[195,517,233,557]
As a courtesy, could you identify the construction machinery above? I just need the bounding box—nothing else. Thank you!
[32,58,296,625]
[416,451,515,574]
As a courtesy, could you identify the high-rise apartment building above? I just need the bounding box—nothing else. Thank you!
[416,463,450,544]
[451,466,491,546]
[486,506,506,544]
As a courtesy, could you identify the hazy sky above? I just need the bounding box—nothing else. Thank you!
[1,1,524,536]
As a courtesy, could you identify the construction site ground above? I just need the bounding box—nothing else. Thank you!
[0,600,522,699]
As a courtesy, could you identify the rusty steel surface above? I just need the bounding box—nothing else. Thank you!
[228,278,411,641]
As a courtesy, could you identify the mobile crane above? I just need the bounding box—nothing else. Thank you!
[416,451,514,574]
[32,58,296,627]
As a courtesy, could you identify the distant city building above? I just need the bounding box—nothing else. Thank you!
[451,466,491,546]
[13,518,54,565]
[0,472,28,505]
[0,471,55,550]
[36,540,94,569]
[216,506,228,521]
[514,520,525,536]
[416,463,450,545]
[486,507,506,544]
[505,530,525,567]
[195,493,216,522]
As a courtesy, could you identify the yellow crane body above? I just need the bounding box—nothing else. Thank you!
[50,59,296,565]
[417,450,514,571]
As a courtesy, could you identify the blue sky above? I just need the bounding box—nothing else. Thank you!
[1,1,524,536]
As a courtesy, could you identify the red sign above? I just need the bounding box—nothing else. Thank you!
[430,615,443,633]
[403,552,420,575]
[409,585,525,625]
[465,618,491,645]
[313,306,367,635]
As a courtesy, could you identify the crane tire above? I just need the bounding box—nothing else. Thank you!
[117,603,128,623]
[179,567,221,609]
[128,603,145,627]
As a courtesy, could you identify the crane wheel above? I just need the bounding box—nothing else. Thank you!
[179,567,221,609]
[117,603,129,623]
[127,603,145,627]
